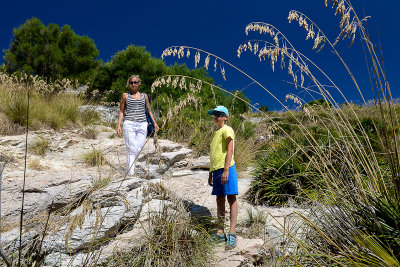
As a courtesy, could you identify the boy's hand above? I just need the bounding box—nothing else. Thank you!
[221,169,229,184]
[208,172,213,186]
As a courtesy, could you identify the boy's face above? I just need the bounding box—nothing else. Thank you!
[212,112,227,126]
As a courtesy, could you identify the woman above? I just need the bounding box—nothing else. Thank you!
[117,75,159,175]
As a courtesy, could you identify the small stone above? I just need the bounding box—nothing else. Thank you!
[173,160,188,168]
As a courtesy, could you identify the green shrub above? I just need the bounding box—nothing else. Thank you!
[303,98,333,109]
[248,137,320,205]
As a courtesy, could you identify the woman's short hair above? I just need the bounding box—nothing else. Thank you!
[126,75,142,87]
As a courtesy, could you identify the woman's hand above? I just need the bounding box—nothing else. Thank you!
[208,172,213,186]
[221,169,229,184]
[155,124,160,133]
[116,125,122,136]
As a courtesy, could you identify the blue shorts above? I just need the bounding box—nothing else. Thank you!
[211,164,238,196]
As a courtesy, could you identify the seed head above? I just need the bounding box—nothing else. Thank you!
[221,65,226,81]
[172,77,179,88]
[285,94,302,106]
[204,54,210,70]
[177,47,184,58]
[194,51,201,68]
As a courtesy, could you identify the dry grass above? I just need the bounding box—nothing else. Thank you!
[82,147,107,166]
[234,135,264,173]
[239,208,267,239]
[81,126,99,139]
[0,112,25,135]
[28,158,44,170]
[79,109,101,126]
[0,72,84,131]
[29,136,50,156]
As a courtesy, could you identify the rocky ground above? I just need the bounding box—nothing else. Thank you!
[0,125,305,266]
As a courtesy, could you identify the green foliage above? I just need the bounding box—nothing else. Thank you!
[152,66,223,116]
[358,196,400,259]
[4,18,100,83]
[247,102,400,264]
[91,44,250,118]
[92,45,167,102]
[303,98,332,109]
[189,120,215,156]
[225,90,250,116]
[159,103,256,160]
[259,105,268,112]
[230,116,255,140]
[248,137,319,205]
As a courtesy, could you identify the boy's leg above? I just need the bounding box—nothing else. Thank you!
[216,195,226,235]
[227,195,238,233]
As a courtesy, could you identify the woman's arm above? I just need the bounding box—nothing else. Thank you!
[221,137,233,184]
[145,94,159,133]
[116,93,127,136]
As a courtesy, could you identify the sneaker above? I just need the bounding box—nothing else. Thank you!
[226,232,237,250]
[211,233,226,244]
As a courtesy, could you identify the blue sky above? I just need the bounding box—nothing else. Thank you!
[1,0,399,110]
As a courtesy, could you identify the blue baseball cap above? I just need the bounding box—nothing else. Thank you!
[208,106,229,116]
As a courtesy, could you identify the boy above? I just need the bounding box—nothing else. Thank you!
[208,106,238,250]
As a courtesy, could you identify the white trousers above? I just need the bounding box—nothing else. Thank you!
[123,121,148,175]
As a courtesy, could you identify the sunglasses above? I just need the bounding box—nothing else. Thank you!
[213,112,226,117]
[129,81,140,85]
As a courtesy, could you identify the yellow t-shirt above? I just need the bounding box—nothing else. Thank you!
[210,125,235,172]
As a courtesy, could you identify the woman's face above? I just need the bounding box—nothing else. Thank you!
[129,78,141,90]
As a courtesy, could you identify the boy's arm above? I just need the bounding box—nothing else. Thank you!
[221,137,233,185]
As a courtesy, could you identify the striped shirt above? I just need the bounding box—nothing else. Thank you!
[124,92,147,122]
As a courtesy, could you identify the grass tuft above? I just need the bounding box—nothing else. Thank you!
[81,126,99,139]
[28,158,44,170]
[82,148,107,166]
[106,192,214,266]
[0,72,84,131]
[29,136,50,156]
